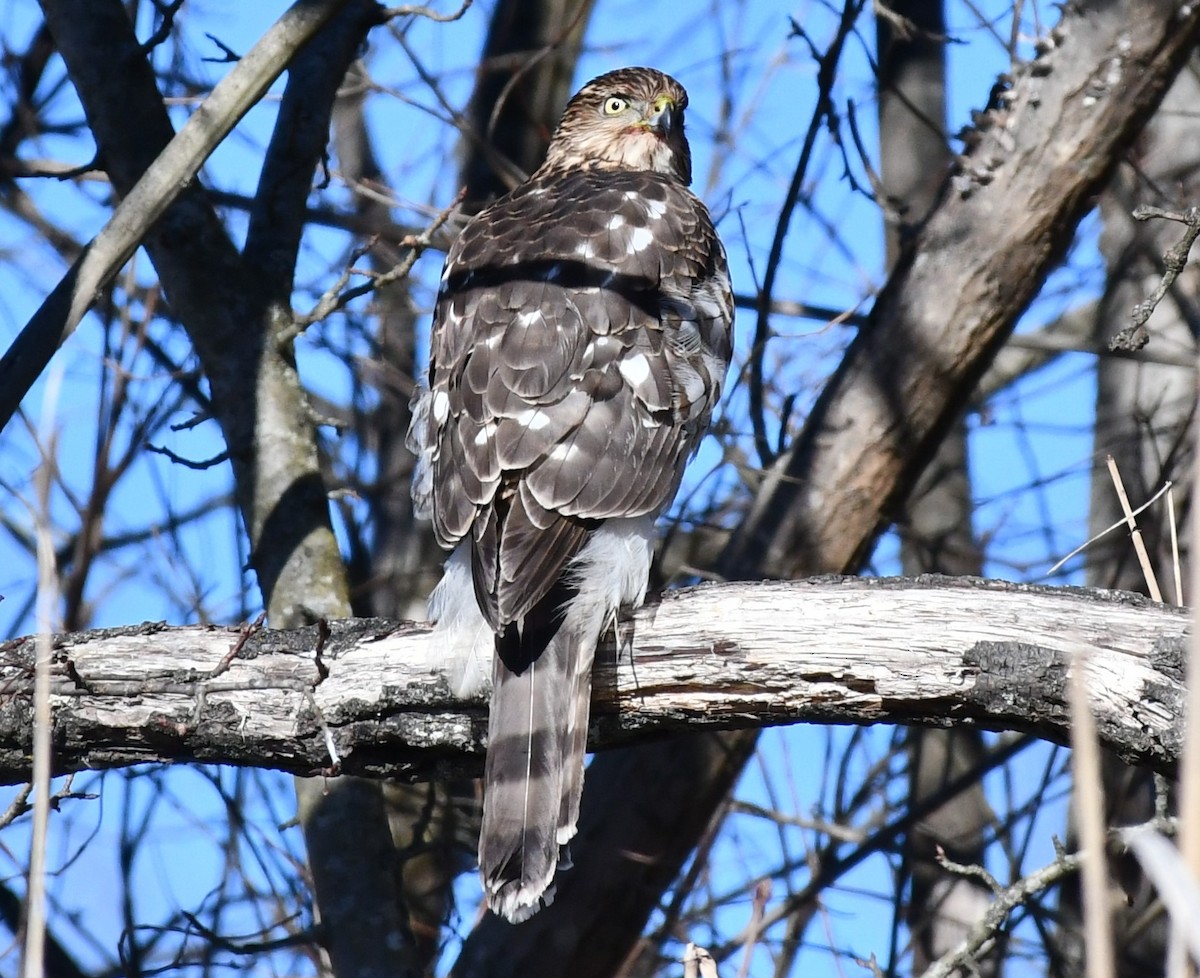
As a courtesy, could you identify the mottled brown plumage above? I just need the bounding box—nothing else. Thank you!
[408,66,733,922]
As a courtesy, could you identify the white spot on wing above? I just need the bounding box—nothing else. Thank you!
[629,227,654,252]
[549,441,577,462]
[518,409,552,432]
[517,311,541,328]
[474,425,494,446]
[587,336,617,355]
[645,199,668,219]
[432,390,450,423]
[575,240,596,260]
[619,354,653,387]
[606,214,626,231]
[680,365,705,403]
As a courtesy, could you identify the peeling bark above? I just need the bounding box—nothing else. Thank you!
[0,578,1184,783]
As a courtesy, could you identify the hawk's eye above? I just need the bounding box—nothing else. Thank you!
[602,96,628,115]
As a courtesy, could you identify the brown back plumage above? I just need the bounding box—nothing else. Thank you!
[409,66,733,922]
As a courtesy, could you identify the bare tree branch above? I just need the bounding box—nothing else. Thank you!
[0,0,352,431]
[0,577,1183,783]
[32,5,408,976]
[721,0,1200,582]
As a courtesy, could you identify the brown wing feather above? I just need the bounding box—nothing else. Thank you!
[469,486,592,628]
[428,169,731,625]
[417,67,735,923]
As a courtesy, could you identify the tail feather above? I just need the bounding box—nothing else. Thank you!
[479,623,575,922]
[557,624,597,845]
[441,516,656,923]
[556,518,655,841]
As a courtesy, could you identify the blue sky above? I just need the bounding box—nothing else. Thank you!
[0,1,1111,974]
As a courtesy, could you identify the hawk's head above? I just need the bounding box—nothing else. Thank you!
[542,67,692,186]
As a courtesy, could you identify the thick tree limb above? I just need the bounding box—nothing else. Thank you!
[609,8,1200,966]
[0,577,1183,783]
[37,5,402,975]
[0,0,350,432]
[720,0,1200,581]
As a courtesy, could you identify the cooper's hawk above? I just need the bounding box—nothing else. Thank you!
[408,66,733,922]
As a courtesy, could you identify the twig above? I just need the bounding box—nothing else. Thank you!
[1167,486,1183,607]
[146,443,231,470]
[1044,478,1172,577]
[287,188,464,341]
[202,32,242,63]
[306,690,341,773]
[727,799,866,843]
[737,879,770,978]
[1111,205,1200,351]
[139,0,185,53]
[383,0,473,23]
[180,911,322,954]
[1067,648,1115,978]
[0,785,32,829]
[313,618,331,682]
[24,364,65,978]
[920,850,1083,978]
[935,845,1002,894]
[844,99,891,212]
[169,411,216,432]
[750,0,866,468]
[209,612,267,678]
[1105,455,1163,602]
[871,0,954,42]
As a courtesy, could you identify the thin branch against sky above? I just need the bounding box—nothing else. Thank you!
[0,0,1189,975]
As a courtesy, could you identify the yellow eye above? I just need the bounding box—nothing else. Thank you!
[602,96,628,115]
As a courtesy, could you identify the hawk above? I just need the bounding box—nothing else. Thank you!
[408,66,733,922]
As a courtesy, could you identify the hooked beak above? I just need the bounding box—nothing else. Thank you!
[638,97,677,136]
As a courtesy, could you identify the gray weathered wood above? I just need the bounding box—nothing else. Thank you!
[0,577,1184,783]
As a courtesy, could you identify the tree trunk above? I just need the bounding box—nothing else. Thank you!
[39,3,416,975]
[876,1,999,972]
[1057,54,1200,978]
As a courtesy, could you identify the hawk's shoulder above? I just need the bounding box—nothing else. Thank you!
[416,157,733,620]
[445,169,722,288]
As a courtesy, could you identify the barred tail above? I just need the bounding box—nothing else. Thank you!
[479,615,577,923]
[426,519,655,923]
